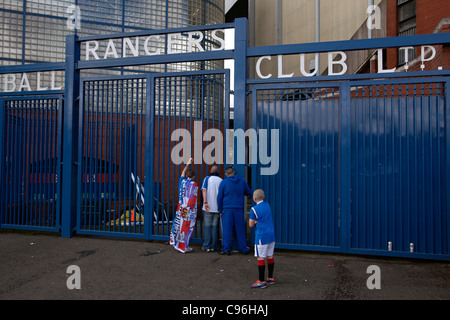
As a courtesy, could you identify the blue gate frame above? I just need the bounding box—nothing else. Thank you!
[251,82,341,253]
[242,19,450,260]
[75,74,150,239]
[146,69,230,242]
[0,18,449,260]
[73,69,230,242]
[346,77,448,259]
[251,77,449,260]
[0,95,64,232]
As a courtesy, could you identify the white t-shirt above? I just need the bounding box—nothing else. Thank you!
[201,175,223,213]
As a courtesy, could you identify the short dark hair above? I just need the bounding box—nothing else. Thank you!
[225,166,235,176]
[210,165,219,174]
[185,169,195,179]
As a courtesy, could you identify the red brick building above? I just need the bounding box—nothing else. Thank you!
[384,0,450,72]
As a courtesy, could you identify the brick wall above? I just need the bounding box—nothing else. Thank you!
[383,0,449,72]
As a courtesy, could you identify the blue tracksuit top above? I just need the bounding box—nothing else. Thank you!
[217,175,252,213]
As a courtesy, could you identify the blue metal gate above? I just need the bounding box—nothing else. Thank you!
[0,96,63,232]
[75,71,229,241]
[252,83,341,252]
[348,78,448,259]
[148,70,230,242]
[1,18,449,260]
[76,75,148,238]
[251,78,449,260]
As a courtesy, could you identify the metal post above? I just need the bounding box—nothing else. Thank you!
[339,82,351,253]
[248,0,255,79]
[144,75,155,240]
[368,0,374,40]
[368,0,374,73]
[61,34,80,238]
[446,80,450,258]
[0,98,4,228]
[276,0,282,45]
[233,18,249,248]
[316,0,320,43]
[316,0,320,74]
[275,0,283,77]
[232,18,248,180]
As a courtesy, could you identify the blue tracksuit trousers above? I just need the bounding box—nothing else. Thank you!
[221,208,249,253]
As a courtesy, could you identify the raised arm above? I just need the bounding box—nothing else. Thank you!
[181,158,193,177]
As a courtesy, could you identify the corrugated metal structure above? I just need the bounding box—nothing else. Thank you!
[252,84,340,250]
[251,79,448,260]
[349,80,447,257]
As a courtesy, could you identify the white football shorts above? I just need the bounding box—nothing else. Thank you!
[254,241,275,258]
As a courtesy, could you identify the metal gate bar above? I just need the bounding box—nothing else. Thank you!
[0,96,62,231]
[76,75,147,238]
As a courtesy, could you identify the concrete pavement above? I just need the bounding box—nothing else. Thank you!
[1,231,449,300]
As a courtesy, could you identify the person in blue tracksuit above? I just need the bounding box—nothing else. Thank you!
[217,166,252,255]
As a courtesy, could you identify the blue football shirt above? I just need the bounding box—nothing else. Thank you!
[250,201,276,245]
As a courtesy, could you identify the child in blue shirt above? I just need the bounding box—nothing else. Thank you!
[249,189,276,288]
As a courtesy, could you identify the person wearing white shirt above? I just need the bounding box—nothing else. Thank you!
[201,165,223,252]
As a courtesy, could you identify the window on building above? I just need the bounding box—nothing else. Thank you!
[397,0,416,65]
